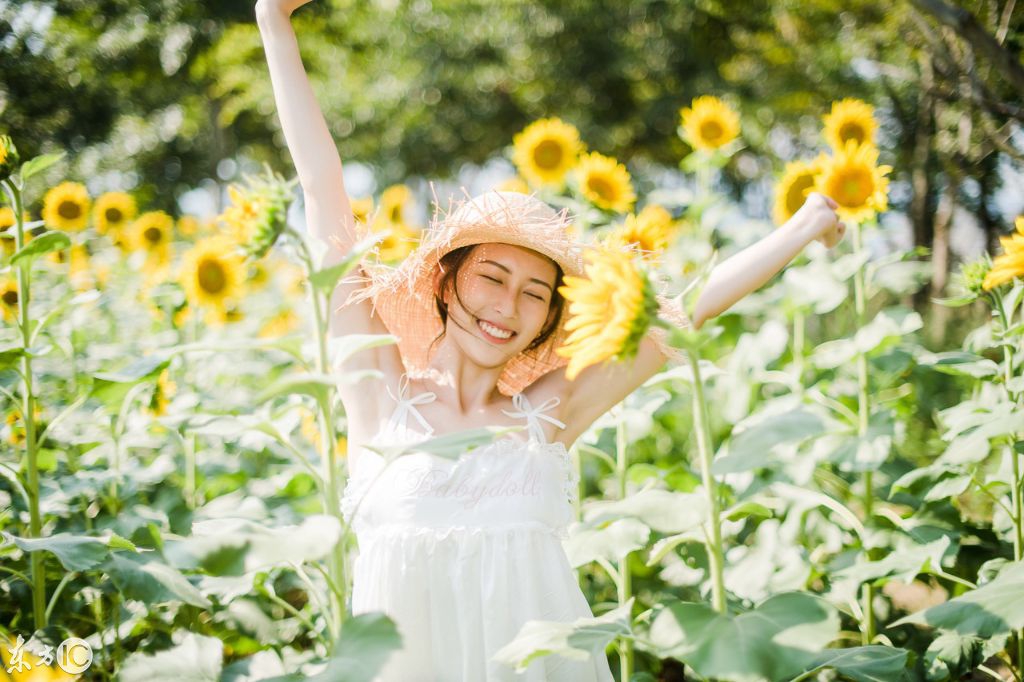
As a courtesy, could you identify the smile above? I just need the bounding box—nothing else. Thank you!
[477,319,516,343]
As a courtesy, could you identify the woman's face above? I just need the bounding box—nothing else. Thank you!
[437,242,558,368]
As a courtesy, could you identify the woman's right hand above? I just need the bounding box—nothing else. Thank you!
[255,0,314,20]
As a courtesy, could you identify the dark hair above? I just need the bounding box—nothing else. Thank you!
[429,244,565,358]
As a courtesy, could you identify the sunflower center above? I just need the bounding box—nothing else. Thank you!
[838,122,866,145]
[197,258,227,294]
[58,200,82,220]
[786,174,817,215]
[144,226,163,245]
[832,167,873,207]
[586,175,616,202]
[106,207,123,223]
[700,120,724,143]
[2,289,18,306]
[532,139,564,170]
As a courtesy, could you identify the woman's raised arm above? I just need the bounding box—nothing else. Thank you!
[255,0,357,254]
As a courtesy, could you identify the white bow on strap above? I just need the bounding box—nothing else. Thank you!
[386,374,437,434]
[501,392,566,444]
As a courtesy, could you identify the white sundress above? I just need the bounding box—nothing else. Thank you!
[340,373,615,682]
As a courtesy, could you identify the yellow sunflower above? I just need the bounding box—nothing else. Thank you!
[511,117,584,188]
[219,184,266,245]
[496,176,531,194]
[143,367,177,418]
[42,181,91,231]
[178,235,246,315]
[823,98,877,152]
[0,134,18,181]
[92,191,137,236]
[574,151,636,213]
[351,196,374,226]
[258,308,301,338]
[130,210,174,266]
[1,208,31,257]
[773,156,827,225]
[982,217,1024,291]
[679,96,741,152]
[176,215,200,237]
[300,408,348,458]
[814,140,892,223]
[377,185,413,225]
[555,246,659,380]
[1,276,19,323]
[604,204,676,260]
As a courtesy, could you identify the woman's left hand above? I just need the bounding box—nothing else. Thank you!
[794,192,846,248]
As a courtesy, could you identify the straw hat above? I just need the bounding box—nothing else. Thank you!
[339,188,590,396]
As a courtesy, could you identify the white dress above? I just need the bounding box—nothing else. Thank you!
[340,374,615,682]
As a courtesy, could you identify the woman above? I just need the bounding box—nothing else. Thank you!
[256,1,846,679]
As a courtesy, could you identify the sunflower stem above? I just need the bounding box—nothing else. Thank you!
[614,415,634,679]
[685,346,727,613]
[850,219,876,645]
[3,178,47,630]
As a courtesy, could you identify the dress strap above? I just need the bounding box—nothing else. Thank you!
[501,392,566,444]
[384,373,437,435]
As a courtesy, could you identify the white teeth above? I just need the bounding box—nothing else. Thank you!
[478,320,513,339]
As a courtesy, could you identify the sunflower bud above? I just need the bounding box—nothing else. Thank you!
[217,164,296,261]
[960,259,990,297]
[0,135,19,182]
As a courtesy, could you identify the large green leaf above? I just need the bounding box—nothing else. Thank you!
[18,151,65,180]
[793,645,910,682]
[644,592,841,682]
[105,552,212,609]
[713,408,831,474]
[117,632,222,681]
[923,632,986,682]
[582,489,707,534]
[915,351,1001,379]
[164,515,341,576]
[90,355,170,404]
[835,536,953,587]
[307,612,403,682]
[492,599,633,673]
[564,518,650,568]
[5,531,132,571]
[9,230,71,265]
[891,560,1024,637]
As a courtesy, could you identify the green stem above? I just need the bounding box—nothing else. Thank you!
[294,230,346,641]
[4,179,46,630]
[993,291,1024,674]
[851,220,875,645]
[685,347,726,613]
[615,417,633,680]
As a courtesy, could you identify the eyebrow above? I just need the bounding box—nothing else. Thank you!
[479,259,554,292]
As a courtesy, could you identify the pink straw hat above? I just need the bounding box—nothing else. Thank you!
[339,188,590,397]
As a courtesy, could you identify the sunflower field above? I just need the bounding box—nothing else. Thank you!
[3,0,1024,680]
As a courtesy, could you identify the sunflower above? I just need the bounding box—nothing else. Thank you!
[345,196,372,228]
[0,134,18,181]
[144,368,177,418]
[773,156,827,225]
[176,214,200,238]
[814,139,892,223]
[130,210,174,266]
[512,117,584,188]
[679,96,741,152]
[178,235,246,316]
[1,207,31,257]
[300,408,348,458]
[982,217,1024,291]
[823,98,877,152]
[258,308,301,338]
[377,185,413,225]
[220,184,266,244]
[496,176,531,194]
[92,191,137,236]
[1,276,19,323]
[604,204,676,260]
[555,246,659,380]
[42,181,91,231]
[574,151,636,213]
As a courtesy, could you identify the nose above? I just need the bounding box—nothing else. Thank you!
[492,286,518,321]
